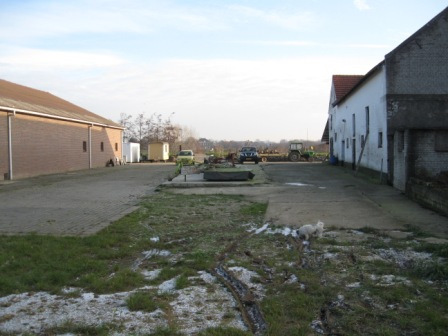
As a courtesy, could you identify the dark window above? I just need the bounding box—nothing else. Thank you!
[378,132,383,148]
[352,114,356,137]
[83,141,87,152]
[115,143,118,151]
[101,142,104,152]
[435,131,448,152]
[365,106,370,134]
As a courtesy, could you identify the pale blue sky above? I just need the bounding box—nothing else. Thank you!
[0,0,446,141]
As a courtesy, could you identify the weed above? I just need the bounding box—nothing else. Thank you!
[357,226,380,234]
[411,261,448,281]
[46,321,117,335]
[126,291,159,312]
[415,243,448,258]
[404,224,430,238]
[197,327,252,336]
[175,274,190,290]
[149,327,183,336]
[240,202,268,216]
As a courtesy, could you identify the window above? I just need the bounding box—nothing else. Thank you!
[378,132,383,148]
[101,142,104,152]
[335,132,338,142]
[352,114,356,137]
[346,138,349,148]
[330,115,333,130]
[435,131,448,152]
[115,143,118,151]
[365,106,370,134]
[83,141,87,152]
[361,135,365,147]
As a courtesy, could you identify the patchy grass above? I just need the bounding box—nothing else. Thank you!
[45,321,118,336]
[1,191,447,336]
[197,327,252,335]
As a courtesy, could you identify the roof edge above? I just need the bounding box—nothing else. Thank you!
[332,60,385,107]
[0,105,124,130]
[385,6,448,60]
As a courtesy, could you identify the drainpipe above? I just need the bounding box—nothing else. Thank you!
[88,124,92,169]
[7,111,15,180]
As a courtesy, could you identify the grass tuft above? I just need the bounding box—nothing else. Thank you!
[126,291,159,312]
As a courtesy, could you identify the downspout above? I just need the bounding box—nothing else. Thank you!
[7,111,15,180]
[88,124,92,169]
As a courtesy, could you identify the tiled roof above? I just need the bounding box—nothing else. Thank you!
[332,75,364,103]
[0,79,122,128]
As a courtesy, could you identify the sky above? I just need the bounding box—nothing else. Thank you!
[0,0,446,142]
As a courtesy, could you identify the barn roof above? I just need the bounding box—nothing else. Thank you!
[0,79,122,128]
[332,75,364,103]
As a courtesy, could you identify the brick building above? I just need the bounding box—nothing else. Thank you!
[0,79,124,180]
[323,6,448,198]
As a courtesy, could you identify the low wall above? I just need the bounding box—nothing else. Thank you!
[407,178,448,216]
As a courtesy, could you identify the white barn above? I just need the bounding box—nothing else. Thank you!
[325,7,448,196]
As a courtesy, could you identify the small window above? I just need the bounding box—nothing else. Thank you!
[101,142,104,152]
[335,133,338,142]
[83,141,87,152]
[115,143,118,151]
[361,135,365,147]
[352,114,356,137]
[435,131,448,152]
[346,138,349,148]
[365,106,370,134]
[378,132,383,148]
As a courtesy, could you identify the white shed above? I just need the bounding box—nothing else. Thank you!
[123,142,140,163]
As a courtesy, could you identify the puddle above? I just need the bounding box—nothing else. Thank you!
[285,182,312,187]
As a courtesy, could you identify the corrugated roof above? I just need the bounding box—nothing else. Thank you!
[332,75,364,103]
[0,79,122,128]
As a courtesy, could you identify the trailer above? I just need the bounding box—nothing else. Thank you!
[258,142,315,162]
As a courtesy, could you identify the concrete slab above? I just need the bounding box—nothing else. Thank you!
[0,164,176,236]
[170,163,448,238]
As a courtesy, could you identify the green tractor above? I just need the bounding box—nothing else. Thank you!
[288,142,315,162]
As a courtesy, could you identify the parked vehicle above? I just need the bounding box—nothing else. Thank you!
[238,147,259,164]
[176,150,195,164]
[258,142,314,162]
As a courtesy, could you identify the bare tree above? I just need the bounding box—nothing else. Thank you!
[118,113,134,141]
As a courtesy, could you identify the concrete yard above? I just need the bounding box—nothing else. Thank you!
[1,161,447,239]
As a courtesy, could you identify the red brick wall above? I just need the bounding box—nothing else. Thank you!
[0,112,122,180]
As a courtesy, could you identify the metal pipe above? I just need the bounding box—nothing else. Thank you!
[88,125,92,169]
[7,111,15,180]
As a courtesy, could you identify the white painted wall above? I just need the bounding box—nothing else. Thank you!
[123,142,140,163]
[329,66,388,173]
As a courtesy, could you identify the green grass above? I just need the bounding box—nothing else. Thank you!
[126,291,160,312]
